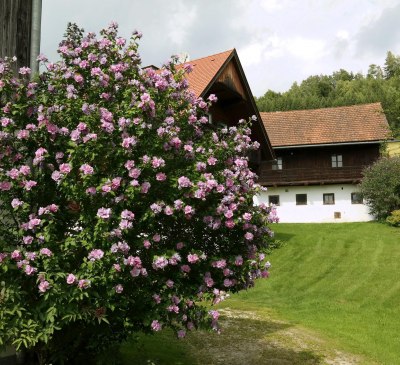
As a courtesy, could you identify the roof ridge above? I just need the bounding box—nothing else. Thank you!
[184,49,234,64]
[260,102,383,115]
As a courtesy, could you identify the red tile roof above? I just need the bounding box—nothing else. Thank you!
[260,103,390,147]
[177,49,234,98]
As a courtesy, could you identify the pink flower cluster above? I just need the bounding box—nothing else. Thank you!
[88,249,104,261]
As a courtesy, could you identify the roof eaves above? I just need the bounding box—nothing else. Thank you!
[199,50,235,99]
[230,49,275,159]
[273,140,386,149]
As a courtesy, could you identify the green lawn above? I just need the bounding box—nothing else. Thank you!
[116,222,400,365]
[225,222,400,364]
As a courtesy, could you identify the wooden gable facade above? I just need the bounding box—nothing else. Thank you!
[181,49,275,165]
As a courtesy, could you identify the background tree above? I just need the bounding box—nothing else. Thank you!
[367,64,384,79]
[0,23,274,364]
[256,51,400,137]
[384,51,400,79]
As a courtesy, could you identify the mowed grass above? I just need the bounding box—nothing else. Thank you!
[225,222,400,364]
[117,222,400,364]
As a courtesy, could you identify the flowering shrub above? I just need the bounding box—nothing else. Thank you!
[0,23,274,363]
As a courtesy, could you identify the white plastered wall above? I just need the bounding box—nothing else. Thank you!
[255,184,374,223]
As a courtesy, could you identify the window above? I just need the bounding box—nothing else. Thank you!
[268,195,280,206]
[296,194,307,205]
[331,154,343,168]
[272,157,283,170]
[351,192,363,204]
[208,114,227,129]
[323,193,335,205]
[248,150,261,165]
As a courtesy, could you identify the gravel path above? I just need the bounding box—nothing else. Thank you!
[185,308,376,365]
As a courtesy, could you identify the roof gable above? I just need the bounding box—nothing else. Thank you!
[179,50,274,159]
[177,49,234,98]
[261,103,390,147]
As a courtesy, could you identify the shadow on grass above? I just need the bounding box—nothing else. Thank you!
[106,315,323,365]
[258,347,322,365]
[273,231,296,243]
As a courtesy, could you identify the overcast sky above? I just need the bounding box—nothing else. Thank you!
[41,0,400,96]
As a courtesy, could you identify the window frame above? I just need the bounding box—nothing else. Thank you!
[272,157,283,170]
[268,195,280,206]
[351,192,363,204]
[331,154,343,168]
[323,193,335,205]
[296,194,307,205]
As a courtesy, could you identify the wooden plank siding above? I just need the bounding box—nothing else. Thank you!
[258,144,381,186]
[207,58,250,124]
[205,58,269,161]
[216,61,247,101]
[0,0,32,72]
[209,100,251,126]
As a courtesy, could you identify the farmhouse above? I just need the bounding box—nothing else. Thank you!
[180,51,393,223]
[257,103,390,223]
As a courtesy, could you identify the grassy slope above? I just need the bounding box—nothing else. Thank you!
[118,222,400,365]
[224,222,400,365]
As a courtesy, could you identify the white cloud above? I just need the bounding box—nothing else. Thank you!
[264,47,284,60]
[336,30,349,40]
[239,35,326,70]
[240,42,266,66]
[259,0,287,12]
[166,1,198,46]
[285,37,327,61]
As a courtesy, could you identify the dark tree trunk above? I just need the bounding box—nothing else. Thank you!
[0,0,32,73]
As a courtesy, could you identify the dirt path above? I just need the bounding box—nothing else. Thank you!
[185,308,377,365]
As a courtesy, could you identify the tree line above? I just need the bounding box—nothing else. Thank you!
[255,51,400,137]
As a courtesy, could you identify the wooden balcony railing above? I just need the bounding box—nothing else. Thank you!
[258,165,365,186]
